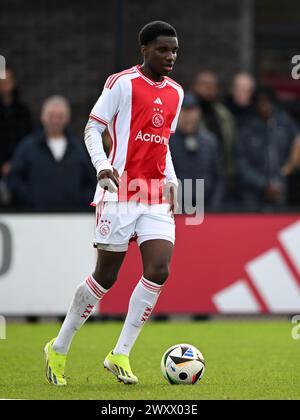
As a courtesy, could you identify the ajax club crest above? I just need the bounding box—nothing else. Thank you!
[99,219,111,237]
[152,107,164,128]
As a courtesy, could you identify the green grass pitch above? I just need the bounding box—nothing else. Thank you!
[0,320,299,400]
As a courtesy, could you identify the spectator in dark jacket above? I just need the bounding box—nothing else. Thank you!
[225,72,256,129]
[0,67,32,179]
[170,93,224,211]
[8,96,95,211]
[193,71,236,178]
[281,135,300,207]
[0,67,33,205]
[235,86,299,210]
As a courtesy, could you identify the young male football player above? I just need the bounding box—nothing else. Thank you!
[44,21,183,385]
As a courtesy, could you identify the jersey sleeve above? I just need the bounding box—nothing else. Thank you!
[170,88,184,134]
[165,145,178,187]
[90,76,122,126]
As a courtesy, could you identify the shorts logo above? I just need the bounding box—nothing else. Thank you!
[99,219,111,237]
[152,113,164,128]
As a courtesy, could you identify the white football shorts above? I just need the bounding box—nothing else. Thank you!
[94,201,175,252]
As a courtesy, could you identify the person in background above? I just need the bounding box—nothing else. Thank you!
[170,93,224,211]
[281,135,300,207]
[235,85,299,211]
[193,70,236,178]
[0,67,32,205]
[225,72,256,128]
[8,95,95,210]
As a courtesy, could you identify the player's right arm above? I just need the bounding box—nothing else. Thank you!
[84,119,119,192]
[84,76,121,192]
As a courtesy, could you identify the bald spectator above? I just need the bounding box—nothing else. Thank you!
[193,71,236,178]
[225,72,256,128]
[8,96,94,210]
[170,93,224,210]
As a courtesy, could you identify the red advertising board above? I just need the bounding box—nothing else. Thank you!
[100,214,300,314]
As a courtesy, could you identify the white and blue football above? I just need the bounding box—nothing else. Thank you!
[161,343,205,385]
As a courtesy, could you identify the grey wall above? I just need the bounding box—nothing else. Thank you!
[0,0,249,135]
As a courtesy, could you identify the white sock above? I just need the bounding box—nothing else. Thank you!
[113,276,163,356]
[53,275,108,354]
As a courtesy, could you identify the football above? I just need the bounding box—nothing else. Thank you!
[161,344,205,385]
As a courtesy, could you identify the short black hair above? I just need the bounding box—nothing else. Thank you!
[139,21,177,46]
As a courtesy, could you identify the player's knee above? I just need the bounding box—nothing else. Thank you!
[92,270,117,290]
[144,262,169,285]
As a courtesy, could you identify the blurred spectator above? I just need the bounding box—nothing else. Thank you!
[282,97,300,126]
[170,93,224,211]
[193,71,236,177]
[282,135,300,207]
[8,96,95,211]
[235,86,300,211]
[0,67,32,205]
[225,72,256,128]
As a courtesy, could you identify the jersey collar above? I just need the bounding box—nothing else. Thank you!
[135,65,167,88]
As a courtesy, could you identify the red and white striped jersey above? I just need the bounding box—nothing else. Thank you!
[90,65,184,204]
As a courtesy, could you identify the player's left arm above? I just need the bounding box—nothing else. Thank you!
[164,146,178,216]
[165,88,184,215]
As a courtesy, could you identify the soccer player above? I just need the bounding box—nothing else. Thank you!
[44,21,183,385]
